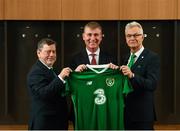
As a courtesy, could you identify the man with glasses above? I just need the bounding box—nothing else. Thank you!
[120,21,160,130]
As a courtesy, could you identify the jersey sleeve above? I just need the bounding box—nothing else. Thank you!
[122,76,134,96]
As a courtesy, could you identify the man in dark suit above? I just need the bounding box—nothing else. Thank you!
[27,38,72,130]
[70,21,117,71]
[69,22,118,126]
[120,21,160,130]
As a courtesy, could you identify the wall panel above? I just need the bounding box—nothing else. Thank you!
[2,0,180,20]
[148,0,177,19]
[178,0,180,19]
[62,0,75,20]
[0,0,4,19]
[62,0,99,20]
[0,22,5,117]
[99,0,119,20]
[119,0,148,20]
[4,0,61,20]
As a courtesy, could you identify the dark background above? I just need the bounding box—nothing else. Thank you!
[0,20,179,124]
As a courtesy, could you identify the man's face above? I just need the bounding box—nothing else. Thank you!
[37,44,56,67]
[82,27,102,52]
[125,26,144,51]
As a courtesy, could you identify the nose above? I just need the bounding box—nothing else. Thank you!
[129,35,136,39]
[50,51,55,56]
[90,34,96,40]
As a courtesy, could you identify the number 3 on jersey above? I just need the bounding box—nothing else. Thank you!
[94,89,106,105]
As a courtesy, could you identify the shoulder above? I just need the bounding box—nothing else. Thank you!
[143,49,160,66]
[72,50,87,59]
[144,48,159,58]
[100,51,115,60]
[27,60,47,77]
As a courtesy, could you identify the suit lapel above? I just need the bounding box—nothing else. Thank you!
[99,51,108,64]
[82,50,90,64]
[99,52,103,64]
[37,60,56,78]
[131,49,148,70]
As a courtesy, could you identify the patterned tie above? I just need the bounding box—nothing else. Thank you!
[128,53,136,68]
[90,54,97,65]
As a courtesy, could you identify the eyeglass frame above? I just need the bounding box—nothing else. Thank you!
[126,33,143,39]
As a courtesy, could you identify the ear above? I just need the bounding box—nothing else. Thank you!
[82,33,85,40]
[142,34,145,40]
[37,50,40,57]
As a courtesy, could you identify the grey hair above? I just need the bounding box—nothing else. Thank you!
[125,21,143,34]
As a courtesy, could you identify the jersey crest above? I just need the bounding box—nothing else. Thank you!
[106,78,115,87]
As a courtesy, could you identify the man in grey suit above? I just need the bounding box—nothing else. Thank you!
[27,38,72,130]
[120,21,160,130]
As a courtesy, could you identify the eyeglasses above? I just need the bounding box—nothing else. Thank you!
[126,33,143,38]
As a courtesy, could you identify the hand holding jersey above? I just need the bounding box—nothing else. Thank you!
[65,64,133,130]
[75,63,119,72]
[120,65,134,78]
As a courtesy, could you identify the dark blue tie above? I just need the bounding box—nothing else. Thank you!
[50,68,57,77]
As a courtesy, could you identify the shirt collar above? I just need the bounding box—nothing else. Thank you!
[86,48,100,56]
[39,59,52,69]
[132,46,144,58]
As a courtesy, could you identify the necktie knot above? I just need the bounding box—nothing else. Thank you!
[50,68,57,77]
[90,53,96,57]
[128,53,136,68]
[90,54,97,65]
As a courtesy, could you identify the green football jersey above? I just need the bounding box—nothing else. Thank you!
[65,64,132,130]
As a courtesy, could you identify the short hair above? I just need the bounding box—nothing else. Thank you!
[37,38,56,51]
[125,21,143,34]
[84,21,102,32]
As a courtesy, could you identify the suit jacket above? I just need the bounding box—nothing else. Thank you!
[27,60,68,130]
[70,49,117,70]
[123,48,160,122]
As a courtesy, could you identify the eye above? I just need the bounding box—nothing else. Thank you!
[87,33,92,37]
[126,34,142,38]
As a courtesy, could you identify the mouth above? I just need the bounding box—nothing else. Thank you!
[47,58,55,62]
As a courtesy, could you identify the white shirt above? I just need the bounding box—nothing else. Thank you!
[128,46,144,65]
[86,48,100,65]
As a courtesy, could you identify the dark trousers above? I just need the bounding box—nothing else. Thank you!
[124,112,154,130]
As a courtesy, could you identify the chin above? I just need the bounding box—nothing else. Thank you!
[129,44,137,48]
[47,62,54,66]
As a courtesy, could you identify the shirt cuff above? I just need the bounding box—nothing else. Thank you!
[58,75,66,84]
[131,73,135,79]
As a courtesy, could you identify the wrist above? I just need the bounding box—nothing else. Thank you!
[131,73,135,78]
